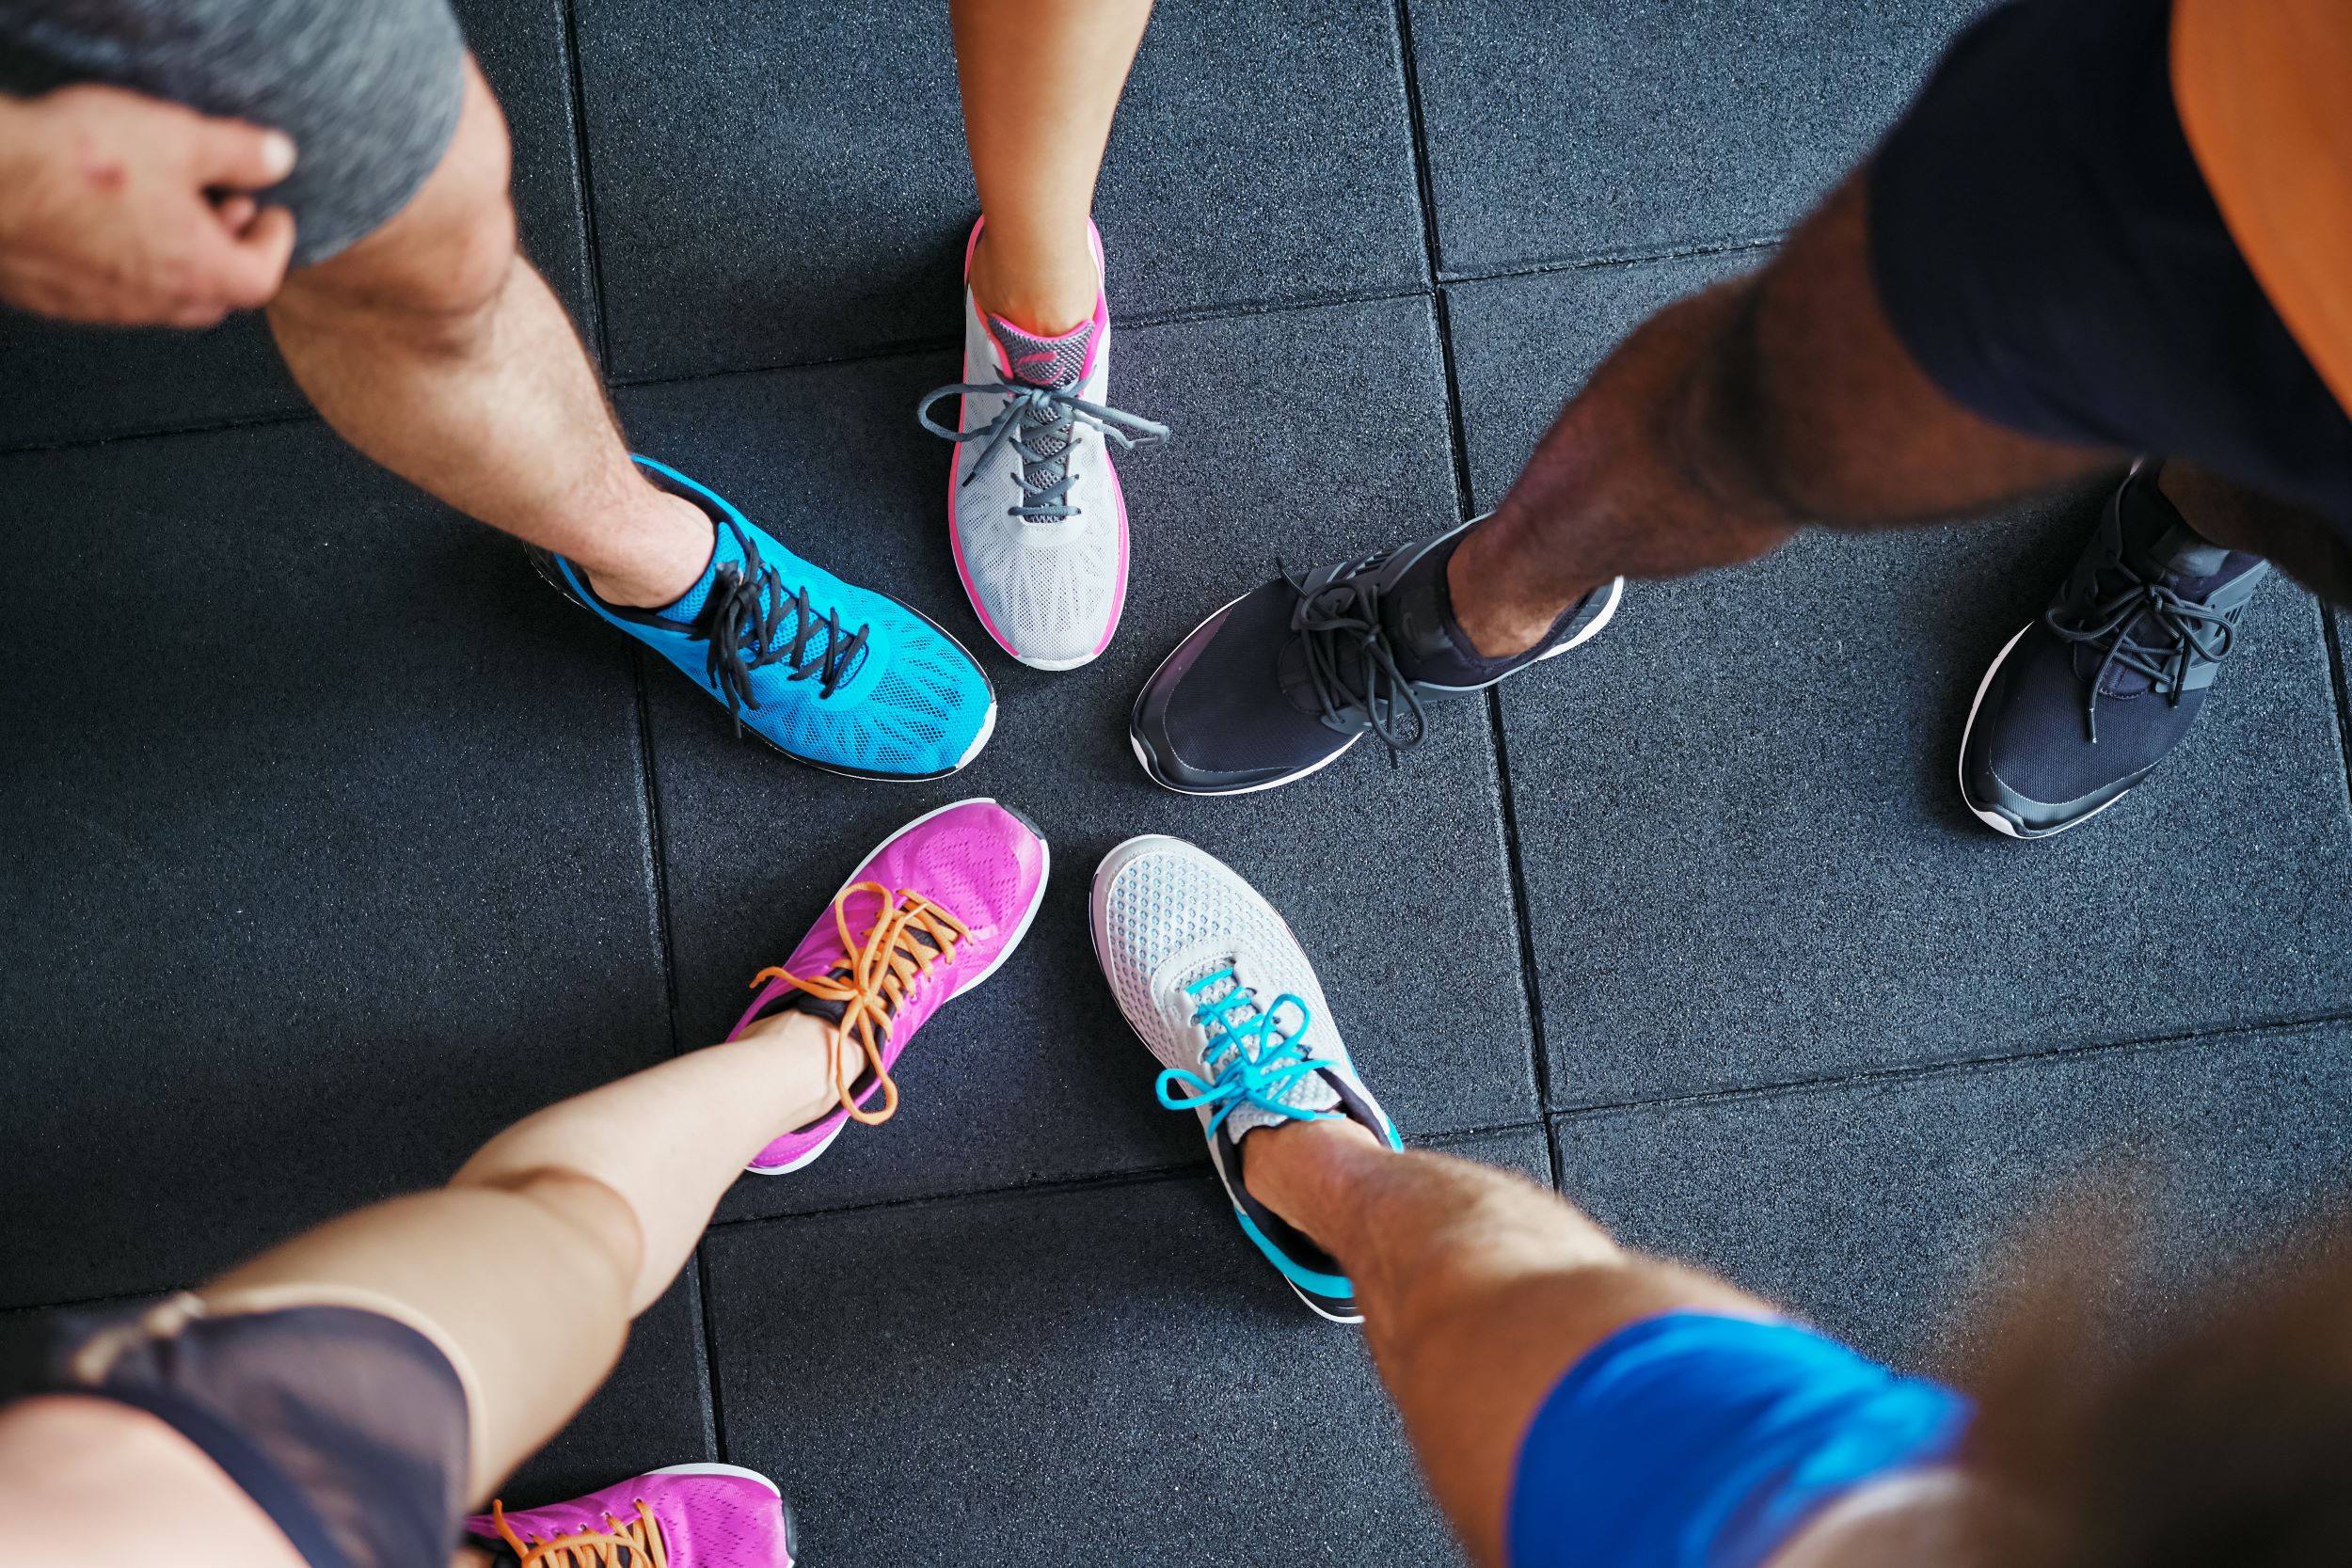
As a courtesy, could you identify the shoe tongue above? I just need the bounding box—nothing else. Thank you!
[1181,956,1341,1132]
[694,519,867,685]
[2135,522,2233,590]
[765,924,945,1027]
[990,313,1096,390]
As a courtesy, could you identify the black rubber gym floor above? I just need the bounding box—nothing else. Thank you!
[6,4,2351,1562]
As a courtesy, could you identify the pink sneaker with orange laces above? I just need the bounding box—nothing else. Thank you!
[466,1463,795,1568]
[733,797,1051,1174]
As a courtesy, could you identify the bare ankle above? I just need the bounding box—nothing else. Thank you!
[583,492,715,610]
[1447,517,1598,659]
[735,1008,859,1129]
[968,224,1098,338]
[1244,1116,1384,1241]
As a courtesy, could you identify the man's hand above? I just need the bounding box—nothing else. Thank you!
[0,84,299,327]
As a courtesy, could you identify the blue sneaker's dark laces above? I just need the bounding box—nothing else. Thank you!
[690,520,869,735]
[2047,566,2239,743]
[1284,550,1426,756]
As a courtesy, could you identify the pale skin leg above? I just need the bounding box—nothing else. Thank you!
[266,58,711,610]
[0,1010,858,1567]
[951,0,1153,336]
[1243,1119,1770,1568]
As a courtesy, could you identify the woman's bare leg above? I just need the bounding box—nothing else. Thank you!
[207,1011,853,1502]
[951,0,1152,335]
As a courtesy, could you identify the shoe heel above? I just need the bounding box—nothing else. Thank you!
[524,543,593,612]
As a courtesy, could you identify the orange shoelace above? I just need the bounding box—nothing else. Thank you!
[752,880,971,1126]
[488,1497,667,1568]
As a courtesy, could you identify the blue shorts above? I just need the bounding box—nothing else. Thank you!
[1508,1312,1971,1568]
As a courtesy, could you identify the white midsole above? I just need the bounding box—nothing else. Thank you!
[1954,623,2134,841]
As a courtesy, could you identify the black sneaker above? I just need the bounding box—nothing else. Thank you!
[1959,463,2269,839]
[1129,518,1624,795]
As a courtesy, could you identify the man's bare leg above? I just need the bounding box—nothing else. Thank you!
[1446,174,2121,658]
[1243,1119,1764,1568]
[266,60,710,610]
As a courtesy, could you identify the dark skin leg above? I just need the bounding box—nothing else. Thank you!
[2157,464,2352,603]
[1449,170,2349,657]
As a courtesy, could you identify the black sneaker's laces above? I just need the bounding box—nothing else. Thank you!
[1284,551,1427,756]
[691,520,870,735]
[2046,565,2238,743]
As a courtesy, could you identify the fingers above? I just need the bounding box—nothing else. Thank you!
[165,203,296,326]
[209,204,297,315]
[212,193,258,232]
[188,115,297,192]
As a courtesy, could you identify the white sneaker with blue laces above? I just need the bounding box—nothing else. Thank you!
[1089,834,1402,1322]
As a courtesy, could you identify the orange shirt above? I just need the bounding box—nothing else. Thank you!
[2173,0,2352,415]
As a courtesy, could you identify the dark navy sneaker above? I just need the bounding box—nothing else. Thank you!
[1959,463,2269,839]
[1129,518,1623,795]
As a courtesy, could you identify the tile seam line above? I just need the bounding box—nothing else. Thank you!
[599,283,1444,392]
[1439,234,1784,287]
[691,1243,730,1463]
[1388,0,1559,1185]
[697,1118,1555,1236]
[557,0,615,368]
[0,244,1790,457]
[2319,600,2352,815]
[1546,1003,2352,1120]
[1390,0,1446,287]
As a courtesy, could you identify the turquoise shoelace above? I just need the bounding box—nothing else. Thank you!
[1154,966,1336,1137]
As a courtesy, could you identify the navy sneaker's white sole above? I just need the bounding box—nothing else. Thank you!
[1130,575,1625,797]
[1956,622,2136,841]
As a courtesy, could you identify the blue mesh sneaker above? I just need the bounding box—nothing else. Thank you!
[1960,463,2269,838]
[534,457,996,781]
[1089,834,1403,1323]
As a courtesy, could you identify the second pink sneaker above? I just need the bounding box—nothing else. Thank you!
[733,797,1051,1174]
[466,1462,794,1568]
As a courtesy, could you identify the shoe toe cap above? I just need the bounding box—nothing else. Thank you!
[1132,583,1353,794]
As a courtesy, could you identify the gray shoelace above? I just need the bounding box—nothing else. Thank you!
[1283,551,1427,754]
[918,381,1168,521]
[691,519,869,734]
[2047,569,2240,742]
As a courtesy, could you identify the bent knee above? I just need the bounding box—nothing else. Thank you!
[275,59,517,330]
[476,1166,645,1303]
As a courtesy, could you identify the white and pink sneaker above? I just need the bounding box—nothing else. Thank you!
[731,798,1051,1174]
[917,218,1168,671]
[467,1463,794,1568]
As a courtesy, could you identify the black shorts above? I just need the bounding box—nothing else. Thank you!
[1867,0,2352,539]
[1,1288,476,1568]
